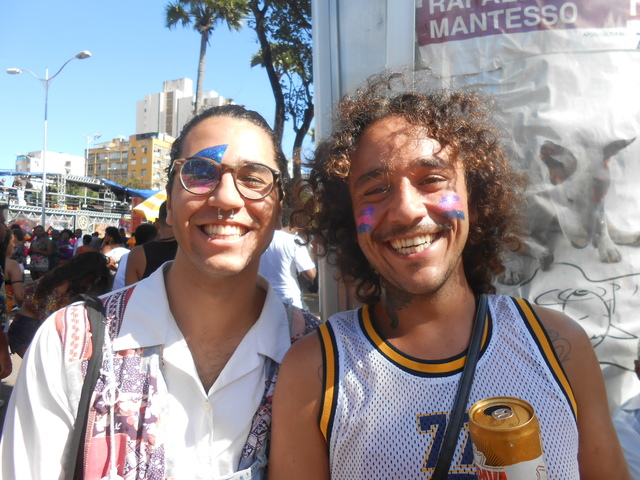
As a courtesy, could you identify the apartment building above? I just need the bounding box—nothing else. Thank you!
[86,132,174,190]
[128,132,174,190]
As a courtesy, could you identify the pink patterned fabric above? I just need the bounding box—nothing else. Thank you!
[56,287,320,479]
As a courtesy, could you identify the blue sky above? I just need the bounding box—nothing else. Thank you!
[0,0,295,173]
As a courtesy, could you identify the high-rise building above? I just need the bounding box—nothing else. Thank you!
[86,133,174,190]
[136,78,231,138]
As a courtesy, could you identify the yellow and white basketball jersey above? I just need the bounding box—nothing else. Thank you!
[318,295,579,480]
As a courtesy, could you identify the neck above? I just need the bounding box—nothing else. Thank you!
[165,254,265,335]
[370,282,478,361]
[157,225,175,241]
[164,257,266,390]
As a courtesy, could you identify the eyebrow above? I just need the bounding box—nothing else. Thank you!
[352,155,449,190]
[352,167,388,190]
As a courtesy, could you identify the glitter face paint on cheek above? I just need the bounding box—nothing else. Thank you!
[438,193,465,220]
[357,206,376,234]
[193,144,228,163]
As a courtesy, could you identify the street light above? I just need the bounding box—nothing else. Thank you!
[7,50,92,226]
[82,133,101,178]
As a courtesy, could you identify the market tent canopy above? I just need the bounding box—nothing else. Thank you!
[100,179,159,200]
[132,190,166,221]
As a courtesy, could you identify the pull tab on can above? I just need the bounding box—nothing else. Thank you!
[491,407,514,421]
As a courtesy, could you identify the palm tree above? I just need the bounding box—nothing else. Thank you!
[165,0,249,114]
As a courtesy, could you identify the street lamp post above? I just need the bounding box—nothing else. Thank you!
[7,50,91,227]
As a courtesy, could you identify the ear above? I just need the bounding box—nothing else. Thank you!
[539,141,577,185]
[165,186,173,227]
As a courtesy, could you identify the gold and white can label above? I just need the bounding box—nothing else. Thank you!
[468,397,548,480]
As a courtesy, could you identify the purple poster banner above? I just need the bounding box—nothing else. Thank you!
[416,0,640,45]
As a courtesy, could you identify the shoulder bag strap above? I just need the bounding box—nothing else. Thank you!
[432,293,488,480]
[65,294,107,480]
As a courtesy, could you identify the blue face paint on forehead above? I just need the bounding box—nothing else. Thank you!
[193,144,228,163]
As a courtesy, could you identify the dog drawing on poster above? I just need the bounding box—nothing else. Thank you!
[499,134,638,285]
[490,53,640,286]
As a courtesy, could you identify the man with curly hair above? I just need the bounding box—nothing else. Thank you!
[268,72,628,479]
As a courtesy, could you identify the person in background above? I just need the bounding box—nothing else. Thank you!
[71,228,83,255]
[27,225,52,280]
[119,227,129,246]
[101,226,129,275]
[56,229,74,266]
[6,251,110,358]
[24,176,34,205]
[3,229,24,316]
[75,234,96,255]
[112,223,158,291]
[258,225,316,310]
[268,72,628,479]
[10,178,22,205]
[613,339,640,478]
[125,201,178,286]
[9,225,26,274]
[47,229,60,271]
[0,104,320,478]
[89,231,102,251]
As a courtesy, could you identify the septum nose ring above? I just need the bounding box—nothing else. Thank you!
[218,208,235,220]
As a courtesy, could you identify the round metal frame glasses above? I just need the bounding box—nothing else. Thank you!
[171,157,282,200]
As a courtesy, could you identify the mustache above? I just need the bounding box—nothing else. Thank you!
[371,220,452,243]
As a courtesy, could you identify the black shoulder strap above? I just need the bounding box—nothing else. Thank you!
[432,293,488,480]
[65,294,107,480]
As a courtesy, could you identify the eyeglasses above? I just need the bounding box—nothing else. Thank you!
[171,157,282,200]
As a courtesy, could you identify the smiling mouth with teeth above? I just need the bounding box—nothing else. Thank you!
[202,224,246,239]
[389,234,436,254]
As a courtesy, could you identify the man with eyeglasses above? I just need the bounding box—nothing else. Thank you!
[1,105,320,479]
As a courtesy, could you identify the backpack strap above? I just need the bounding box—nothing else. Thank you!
[64,294,107,480]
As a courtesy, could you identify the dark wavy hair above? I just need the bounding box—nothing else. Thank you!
[104,226,123,245]
[292,71,526,302]
[133,223,158,246]
[166,104,286,196]
[35,251,111,299]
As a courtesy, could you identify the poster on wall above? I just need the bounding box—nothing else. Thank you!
[417,0,640,412]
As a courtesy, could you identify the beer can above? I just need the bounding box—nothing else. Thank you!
[468,397,548,479]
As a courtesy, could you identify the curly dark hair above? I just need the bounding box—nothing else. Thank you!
[166,104,287,196]
[292,72,526,302]
[36,250,111,299]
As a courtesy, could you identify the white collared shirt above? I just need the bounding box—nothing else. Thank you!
[1,263,293,479]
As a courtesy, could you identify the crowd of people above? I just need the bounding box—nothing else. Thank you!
[0,211,187,363]
[0,177,36,207]
[0,73,636,479]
